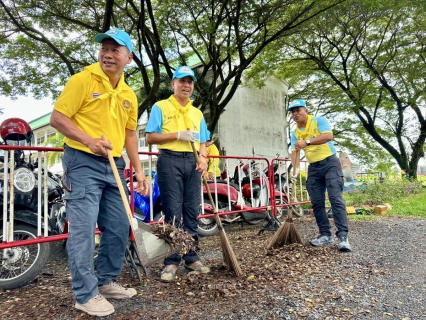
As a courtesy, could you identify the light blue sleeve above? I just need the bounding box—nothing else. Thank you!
[290,130,297,151]
[199,118,209,143]
[316,116,332,133]
[145,105,163,133]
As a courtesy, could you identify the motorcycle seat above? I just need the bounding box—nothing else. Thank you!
[208,179,240,191]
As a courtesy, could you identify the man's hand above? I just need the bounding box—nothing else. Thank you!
[196,158,208,175]
[88,137,112,157]
[177,130,195,142]
[134,171,149,195]
[207,172,214,180]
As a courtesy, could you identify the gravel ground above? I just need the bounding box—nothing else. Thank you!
[1,215,425,319]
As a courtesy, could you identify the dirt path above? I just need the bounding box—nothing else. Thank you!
[1,216,425,319]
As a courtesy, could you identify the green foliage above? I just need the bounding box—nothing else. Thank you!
[249,0,426,178]
[343,179,424,207]
[0,0,346,132]
[43,132,64,166]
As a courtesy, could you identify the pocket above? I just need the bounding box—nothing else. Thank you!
[63,184,86,200]
[326,171,344,189]
[63,145,79,170]
[306,177,316,194]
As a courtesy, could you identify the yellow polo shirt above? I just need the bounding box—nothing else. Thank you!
[54,62,138,157]
[154,99,203,152]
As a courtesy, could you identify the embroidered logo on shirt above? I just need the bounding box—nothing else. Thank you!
[92,93,101,98]
[122,100,131,110]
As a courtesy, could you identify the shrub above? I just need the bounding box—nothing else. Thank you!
[343,179,424,207]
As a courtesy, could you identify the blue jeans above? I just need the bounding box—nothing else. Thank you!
[156,150,201,265]
[306,155,348,237]
[62,145,129,304]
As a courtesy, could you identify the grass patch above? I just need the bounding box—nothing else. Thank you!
[341,179,426,218]
[387,192,426,218]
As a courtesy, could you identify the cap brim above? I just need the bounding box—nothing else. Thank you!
[94,34,126,47]
[287,105,307,111]
[173,74,197,82]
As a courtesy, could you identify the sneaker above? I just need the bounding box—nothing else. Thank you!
[160,264,179,282]
[98,281,137,299]
[75,294,114,317]
[310,234,334,246]
[338,235,352,252]
[184,261,210,274]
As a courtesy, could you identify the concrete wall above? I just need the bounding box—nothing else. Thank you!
[217,75,289,159]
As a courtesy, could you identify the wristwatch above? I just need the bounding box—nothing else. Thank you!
[306,139,311,146]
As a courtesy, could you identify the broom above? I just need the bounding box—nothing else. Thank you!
[191,142,243,276]
[266,150,303,249]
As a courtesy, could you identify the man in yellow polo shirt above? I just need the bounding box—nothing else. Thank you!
[205,135,221,180]
[50,27,148,317]
[288,99,351,252]
[146,66,210,282]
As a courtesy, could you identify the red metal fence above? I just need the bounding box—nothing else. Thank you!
[0,147,310,250]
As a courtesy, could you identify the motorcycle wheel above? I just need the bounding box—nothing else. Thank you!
[246,217,265,225]
[197,198,219,237]
[0,223,50,290]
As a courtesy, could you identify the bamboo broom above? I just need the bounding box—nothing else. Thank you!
[191,142,243,276]
[266,150,303,249]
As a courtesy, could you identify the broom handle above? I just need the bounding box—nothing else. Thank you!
[190,142,224,228]
[101,135,135,227]
[289,150,300,219]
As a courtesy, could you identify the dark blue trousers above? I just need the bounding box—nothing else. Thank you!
[63,145,129,304]
[156,149,201,265]
[306,155,349,237]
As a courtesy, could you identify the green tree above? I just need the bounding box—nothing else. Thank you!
[0,0,345,132]
[44,132,64,165]
[248,0,426,178]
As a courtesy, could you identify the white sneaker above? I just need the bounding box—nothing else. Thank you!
[98,281,137,299]
[75,294,114,317]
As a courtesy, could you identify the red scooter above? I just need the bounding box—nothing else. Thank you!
[197,158,300,236]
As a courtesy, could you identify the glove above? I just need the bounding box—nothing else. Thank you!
[177,130,195,142]
[290,168,299,184]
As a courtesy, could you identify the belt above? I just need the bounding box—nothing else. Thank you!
[65,144,119,162]
[158,149,194,157]
[310,155,335,167]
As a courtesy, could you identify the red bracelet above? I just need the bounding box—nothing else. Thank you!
[200,154,207,158]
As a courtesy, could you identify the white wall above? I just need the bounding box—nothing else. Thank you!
[217,75,289,160]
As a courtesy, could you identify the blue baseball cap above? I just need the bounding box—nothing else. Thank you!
[94,27,133,52]
[287,99,307,111]
[172,66,197,82]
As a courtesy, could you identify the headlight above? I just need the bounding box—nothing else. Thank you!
[14,167,36,193]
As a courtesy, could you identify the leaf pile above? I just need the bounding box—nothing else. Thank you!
[151,223,196,254]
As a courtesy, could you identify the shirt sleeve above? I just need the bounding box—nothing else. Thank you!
[317,116,332,133]
[125,93,139,131]
[199,118,209,143]
[290,131,297,151]
[54,74,87,118]
[145,105,163,133]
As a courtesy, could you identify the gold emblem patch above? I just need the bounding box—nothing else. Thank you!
[122,100,131,110]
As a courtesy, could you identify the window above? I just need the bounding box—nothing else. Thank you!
[138,129,146,148]
[37,136,45,145]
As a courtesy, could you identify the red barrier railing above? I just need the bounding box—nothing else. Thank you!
[1,147,312,250]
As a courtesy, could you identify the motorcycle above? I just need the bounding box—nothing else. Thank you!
[197,158,289,237]
[129,171,163,223]
[269,160,304,218]
[0,118,66,290]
